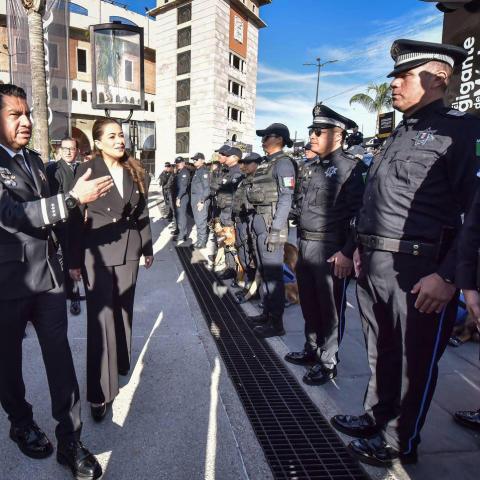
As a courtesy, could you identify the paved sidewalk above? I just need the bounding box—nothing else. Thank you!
[0,186,271,480]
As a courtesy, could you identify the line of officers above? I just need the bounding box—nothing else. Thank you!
[159,37,480,467]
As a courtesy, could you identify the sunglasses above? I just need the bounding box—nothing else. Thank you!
[261,134,280,141]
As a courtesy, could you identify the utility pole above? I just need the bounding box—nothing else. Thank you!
[303,57,338,105]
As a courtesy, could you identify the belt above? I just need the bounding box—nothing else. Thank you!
[300,230,344,242]
[358,234,437,258]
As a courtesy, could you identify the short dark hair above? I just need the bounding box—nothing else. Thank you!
[60,136,78,148]
[0,84,27,109]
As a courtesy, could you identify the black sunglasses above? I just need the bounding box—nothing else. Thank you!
[261,134,280,141]
[309,127,334,137]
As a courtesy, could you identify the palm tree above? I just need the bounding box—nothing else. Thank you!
[349,82,392,115]
[22,0,49,162]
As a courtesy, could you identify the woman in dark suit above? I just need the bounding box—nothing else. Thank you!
[69,118,154,421]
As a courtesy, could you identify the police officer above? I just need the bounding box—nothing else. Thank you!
[232,152,263,293]
[330,40,480,466]
[159,161,173,220]
[247,123,296,338]
[46,137,82,316]
[209,145,230,223]
[0,84,111,479]
[165,162,177,230]
[285,105,365,385]
[452,188,480,432]
[173,156,191,245]
[292,143,318,224]
[190,152,211,248]
[216,147,244,280]
[346,126,364,149]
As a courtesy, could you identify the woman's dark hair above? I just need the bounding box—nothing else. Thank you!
[92,117,146,194]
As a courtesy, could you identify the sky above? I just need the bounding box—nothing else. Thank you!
[125,0,444,146]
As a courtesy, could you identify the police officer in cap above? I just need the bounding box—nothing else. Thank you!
[285,105,365,385]
[190,152,211,248]
[331,39,480,466]
[159,162,174,220]
[173,156,191,245]
[232,152,263,294]
[247,123,296,337]
[209,145,230,224]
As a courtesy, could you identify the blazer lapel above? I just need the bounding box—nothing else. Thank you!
[96,156,123,207]
[123,168,134,205]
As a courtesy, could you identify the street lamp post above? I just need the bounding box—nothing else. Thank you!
[303,57,338,105]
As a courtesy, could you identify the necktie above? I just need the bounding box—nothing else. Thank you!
[13,154,34,182]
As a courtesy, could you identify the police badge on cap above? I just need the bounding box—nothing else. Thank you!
[388,39,468,77]
[309,104,357,131]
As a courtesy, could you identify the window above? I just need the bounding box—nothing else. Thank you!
[109,16,138,27]
[176,132,190,154]
[176,106,190,128]
[72,89,78,101]
[177,4,191,25]
[48,43,58,69]
[150,102,155,112]
[62,87,67,99]
[144,100,148,111]
[177,51,191,76]
[116,94,121,103]
[229,80,243,97]
[130,97,135,104]
[177,26,191,49]
[77,48,87,73]
[228,107,242,122]
[15,38,27,65]
[229,53,245,72]
[51,85,58,99]
[99,92,105,103]
[81,90,87,102]
[125,60,133,82]
[177,79,190,102]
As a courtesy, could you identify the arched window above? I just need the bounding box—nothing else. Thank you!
[130,97,135,104]
[72,88,78,101]
[51,86,58,99]
[150,101,155,112]
[62,87,67,99]
[144,100,148,111]
[123,96,128,104]
[116,94,121,103]
[81,90,87,102]
[99,92,105,103]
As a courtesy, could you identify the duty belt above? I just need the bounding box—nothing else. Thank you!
[358,234,437,258]
[300,230,344,242]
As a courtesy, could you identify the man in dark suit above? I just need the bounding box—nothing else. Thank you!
[0,84,113,480]
[46,137,82,315]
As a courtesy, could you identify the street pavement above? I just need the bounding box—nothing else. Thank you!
[0,186,272,480]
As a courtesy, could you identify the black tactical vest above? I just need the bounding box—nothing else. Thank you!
[246,159,279,208]
[232,175,255,217]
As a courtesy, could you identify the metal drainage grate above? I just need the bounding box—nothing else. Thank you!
[176,246,369,480]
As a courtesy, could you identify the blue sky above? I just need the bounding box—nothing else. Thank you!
[127,0,443,143]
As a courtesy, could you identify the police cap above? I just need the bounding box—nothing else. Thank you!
[388,38,468,77]
[239,152,263,164]
[256,123,294,148]
[227,147,243,159]
[174,156,186,164]
[309,104,357,131]
[191,152,205,160]
[215,145,231,155]
[164,162,172,167]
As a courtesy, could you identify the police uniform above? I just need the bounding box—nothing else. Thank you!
[173,157,191,242]
[0,144,83,452]
[285,106,365,385]
[346,130,364,149]
[331,40,479,465]
[247,124,296,337]
[209,145,231,222]
[159,162,173,221]
[164,165,176,228]
[190,153,211,248]
[232,153,263,285]
[292,143,318,224]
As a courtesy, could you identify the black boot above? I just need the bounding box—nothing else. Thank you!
[253,316,285,338]
[57,441,103,479]
[284,350,317,366]
[248,313,270,326]
[330,413,379,438]
[303,364,337,385]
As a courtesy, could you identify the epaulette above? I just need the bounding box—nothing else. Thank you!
[342,151,357,161]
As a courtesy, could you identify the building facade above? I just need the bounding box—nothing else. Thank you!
[149,0,270,169]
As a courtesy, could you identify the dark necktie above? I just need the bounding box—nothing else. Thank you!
[13,153,34,181]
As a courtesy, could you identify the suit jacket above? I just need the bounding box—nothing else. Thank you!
[69,156,153,270]
[0,146,67,300]
[46,158,77,195]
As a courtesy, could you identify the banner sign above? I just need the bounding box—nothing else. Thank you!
[443,8,480,116]
[377,111,395,138]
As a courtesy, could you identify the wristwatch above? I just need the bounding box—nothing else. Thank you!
[65,190,79,210]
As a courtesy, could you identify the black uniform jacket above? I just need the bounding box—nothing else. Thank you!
[357,99,480,280]
[46,159,77,195]
[68,156,153,270]
[298,148,365,258]
[0,146,67,300]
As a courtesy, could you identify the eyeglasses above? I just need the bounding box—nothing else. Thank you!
[61,147,77,152]
[308,128,326,137]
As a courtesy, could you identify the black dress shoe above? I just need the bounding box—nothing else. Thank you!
[330,413,379,438]
[348,435,417,467]
[253,320,285,338]
[248,313,270,325]
[284,350,317,366]
[10,422,53,459]
[57,441,103,480]
[70,299,81,316]
[90,403,107,423]
[303,364,337,385]
[217,269,235,280]
[454,409,480,431]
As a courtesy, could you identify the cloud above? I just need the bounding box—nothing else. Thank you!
[254,3,444,150]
